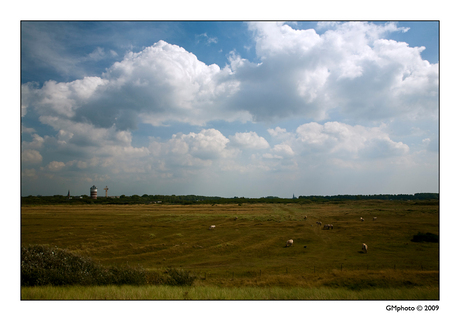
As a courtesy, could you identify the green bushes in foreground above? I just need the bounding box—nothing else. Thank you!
[21,245,196,287]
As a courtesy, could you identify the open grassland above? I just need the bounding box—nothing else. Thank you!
[21,284,438,300]
[21,200,439,299]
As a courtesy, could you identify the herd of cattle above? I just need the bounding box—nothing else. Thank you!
[208,215,377,253]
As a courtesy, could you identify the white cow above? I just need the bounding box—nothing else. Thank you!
[208,225,216,230]
[373,217,377,221]
[285,239,294,247]
[362,243,368,253]
[360,217,364,221]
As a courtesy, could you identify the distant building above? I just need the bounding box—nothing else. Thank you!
[90,185,97,199]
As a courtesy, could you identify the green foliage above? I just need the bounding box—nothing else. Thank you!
[163,267,197,286]
[21,193,439,206]
[298,193,439,202]
[101,264,147,286]
[21,245,104,286]
[411,232,439,243]
[21,245,196,287]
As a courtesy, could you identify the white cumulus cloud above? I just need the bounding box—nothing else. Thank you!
[20,22,438,197]
[295,121,409,158]
[22,149,43,164]
[230,131,270,149]
[46,161,66,171]
[228,21,438,123]
[272,143,295,156]
[21,23,438,132]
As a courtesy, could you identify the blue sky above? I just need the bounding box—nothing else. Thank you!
[21,21,439,197]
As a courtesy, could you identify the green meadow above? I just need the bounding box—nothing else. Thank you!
[21,200,439,299]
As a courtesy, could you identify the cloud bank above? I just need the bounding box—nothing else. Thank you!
[21,22,438,197]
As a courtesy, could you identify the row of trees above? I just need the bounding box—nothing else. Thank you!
[21,193,439,205]
[298,193,439,201]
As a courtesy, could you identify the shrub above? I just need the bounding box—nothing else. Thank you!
[411,232,439,243]
[21,245,148,286]
[145,270,164,285]
[21,245,103,286]
[163,267,197,286]
[103,264,147,286]
[21,245,197,287]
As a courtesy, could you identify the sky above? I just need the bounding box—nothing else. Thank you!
[20,21,439,198]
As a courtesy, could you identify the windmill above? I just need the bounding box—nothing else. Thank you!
[104,186,109,197]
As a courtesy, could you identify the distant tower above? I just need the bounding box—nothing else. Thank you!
[104,186,109,197]
[67,190,71,199]
[90,185,97,199]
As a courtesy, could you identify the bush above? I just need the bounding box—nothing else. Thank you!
[103,264,147,286]
[21,245,197,287]
[21,245,102,286]
[411,232,439,243]
[145,270,164,285]
[21,245,147,286]
[163,267,197,286]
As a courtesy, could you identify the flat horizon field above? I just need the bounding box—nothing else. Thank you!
[21,200,439,299]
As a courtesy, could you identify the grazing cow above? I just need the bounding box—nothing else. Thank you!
[234,216,238,220]
[362,243,368,253]
[360,217,364,221]
[304,216,307,220]
[208,225,216,230]
[316,221,322,226]
[373,217,377,221]
[323,224,334,230]
[285,239,294,247]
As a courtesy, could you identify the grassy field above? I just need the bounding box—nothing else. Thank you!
[21,200,439,299]
[21,284,438,300]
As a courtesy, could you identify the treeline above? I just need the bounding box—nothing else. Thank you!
[21,193,439,206]
[298,193,439,201]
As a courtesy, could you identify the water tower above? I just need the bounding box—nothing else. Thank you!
[90,185,97,199]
